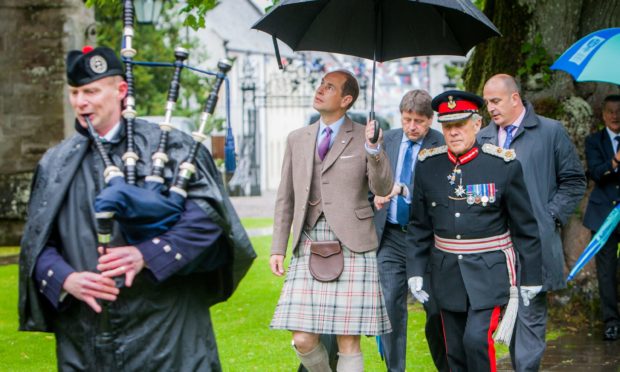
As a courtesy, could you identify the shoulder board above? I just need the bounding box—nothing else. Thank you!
[418,145,447,162]
[481,143,516,162]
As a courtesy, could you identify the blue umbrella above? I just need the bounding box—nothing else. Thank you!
[375,335,385,361]
[551,28,620,85]
[567,204,620,281]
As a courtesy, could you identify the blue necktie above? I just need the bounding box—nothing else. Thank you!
[615,136,620,153]
[396,141,414,226]
[503,125,517,149]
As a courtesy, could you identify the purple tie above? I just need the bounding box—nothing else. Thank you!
[318,127,332,161]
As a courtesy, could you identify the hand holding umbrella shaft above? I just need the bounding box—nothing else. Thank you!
[366,119,382,149]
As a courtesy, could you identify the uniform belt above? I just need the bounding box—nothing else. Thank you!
[385,221,407,232]
[434,231,513,254]
[434,231,519,345]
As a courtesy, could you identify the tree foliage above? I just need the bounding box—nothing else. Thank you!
[86,0,219,121]
[86,0,219,30]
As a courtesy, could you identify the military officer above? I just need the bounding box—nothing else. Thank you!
[406,90,543,371]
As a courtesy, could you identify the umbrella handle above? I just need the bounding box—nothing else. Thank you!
[369,111,379,143]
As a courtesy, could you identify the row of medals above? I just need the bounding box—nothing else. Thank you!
[448,167,496,207]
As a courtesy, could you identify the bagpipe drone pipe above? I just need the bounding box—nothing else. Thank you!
[89,0,234,254]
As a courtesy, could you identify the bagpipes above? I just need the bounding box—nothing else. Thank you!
[90,0,233,252]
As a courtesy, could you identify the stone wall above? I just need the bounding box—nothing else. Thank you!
[0,0,93,245]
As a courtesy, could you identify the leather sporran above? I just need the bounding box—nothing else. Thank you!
[308,240,344,282]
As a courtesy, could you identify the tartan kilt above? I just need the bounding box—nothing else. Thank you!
[271,216,392,335]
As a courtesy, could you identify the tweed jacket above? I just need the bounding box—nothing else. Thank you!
[271,116,393,255]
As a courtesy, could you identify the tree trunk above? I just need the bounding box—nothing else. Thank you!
[464,0,620,326]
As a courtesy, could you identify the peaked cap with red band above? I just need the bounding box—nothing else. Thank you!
[431,90,484,123]
[66,46,124,87]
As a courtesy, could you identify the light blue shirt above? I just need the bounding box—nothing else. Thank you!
[318,116,345,149]
[387,133,423,224]
[606,127,620,153]
[100,121,122,143]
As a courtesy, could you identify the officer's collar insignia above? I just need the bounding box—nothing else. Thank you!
[418,145,447,162]
[447,146,479,165]
[447,96,456,110]
[482,143,516,162]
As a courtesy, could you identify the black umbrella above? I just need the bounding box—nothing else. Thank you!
[252,0,500,140]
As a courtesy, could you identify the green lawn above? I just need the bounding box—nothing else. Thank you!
[1,220,537,371]
[238,218,274,230]
[0,247,19,257]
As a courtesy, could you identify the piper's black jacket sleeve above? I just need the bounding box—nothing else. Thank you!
[34,200,224,309]
[33,238,74,308]
[136,199,224,281]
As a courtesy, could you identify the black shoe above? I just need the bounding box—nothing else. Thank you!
[603,325,619,341]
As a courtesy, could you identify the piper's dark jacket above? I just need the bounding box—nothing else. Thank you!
[583,129,620,231]
[406,144,542,312]
[18,119,256,371]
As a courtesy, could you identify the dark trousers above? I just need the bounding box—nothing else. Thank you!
[377,224,448,372]
[440,306,500,372]
[595,231,620,327]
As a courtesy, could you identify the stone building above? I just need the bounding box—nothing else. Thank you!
[0,0,93,245]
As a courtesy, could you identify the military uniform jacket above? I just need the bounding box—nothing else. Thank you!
[406,144,542,312]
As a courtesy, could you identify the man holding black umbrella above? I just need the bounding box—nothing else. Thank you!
[270,69,393,371]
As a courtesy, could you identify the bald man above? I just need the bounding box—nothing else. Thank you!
[478,74,586,371]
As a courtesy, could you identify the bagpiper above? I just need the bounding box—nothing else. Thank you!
[406,90,543,371]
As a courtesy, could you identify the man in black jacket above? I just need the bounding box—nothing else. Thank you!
[19,46,255,371]
[583,94,620,341]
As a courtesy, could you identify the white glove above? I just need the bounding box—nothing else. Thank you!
[408,276,429,304]
[520,285,542,307]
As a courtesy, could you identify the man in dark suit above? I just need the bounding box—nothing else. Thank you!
[372,90,447,372]
[583,94,620,341]
[479,74,586,372]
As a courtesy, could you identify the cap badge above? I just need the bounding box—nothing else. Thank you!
[447,96,456,110]
[89,55,108,74]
